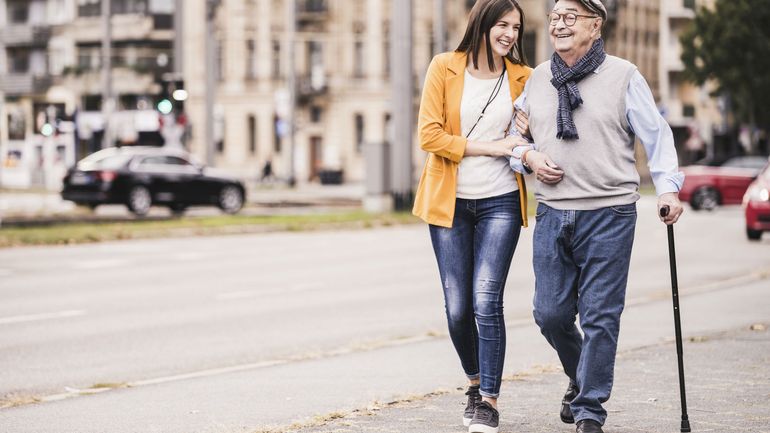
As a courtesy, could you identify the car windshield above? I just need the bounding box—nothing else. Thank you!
[78,153,134,170]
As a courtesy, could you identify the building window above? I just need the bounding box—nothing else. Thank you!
[82,95,102,111]
[112,0,149,15]
[8,49,30,73]
[384,39,390,78]
[248,115,257,154]
[7,110,27,140]
[310,105,323,123]
[353,41,364,78]
[273,114,282,153]
[246,40,257,80]
[684,0,696,10]
[299,0,327,13]
[523,31,536,65]
[355,113,365,153]
[307,40,324,89]
[8,0,30,23]
[216,39,224,82]
[683,105,696,118]
[77,0,101,17]
[272,40,281,79]
[384,113,392,144]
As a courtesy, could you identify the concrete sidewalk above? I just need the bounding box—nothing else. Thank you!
[295,325,770,433]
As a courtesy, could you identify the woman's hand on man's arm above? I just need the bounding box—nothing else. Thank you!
[465,135,530,158]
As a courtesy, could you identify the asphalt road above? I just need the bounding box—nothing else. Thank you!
[0,196,768,432]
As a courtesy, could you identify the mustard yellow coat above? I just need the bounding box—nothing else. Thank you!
[412,51,532,228]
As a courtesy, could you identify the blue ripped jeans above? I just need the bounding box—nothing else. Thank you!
[532,202,637,425]
[429,191,522,398]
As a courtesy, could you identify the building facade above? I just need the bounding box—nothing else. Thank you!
[2,0,726,190]
[182,0,563,184]
[659,0,721,163]
[0,0,176,189]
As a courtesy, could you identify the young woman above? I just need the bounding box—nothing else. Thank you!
[412,1,531,432]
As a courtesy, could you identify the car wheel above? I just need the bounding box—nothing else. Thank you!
[169,204,187,217]
[127,185,152,216]
[691,187,720,211]
[218,185,243,214]
[747,228,762,241]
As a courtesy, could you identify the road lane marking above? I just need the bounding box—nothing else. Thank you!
[0,310,86,325]
[216,283,328,301]
[8,266,769,410]
[71,259,130,270]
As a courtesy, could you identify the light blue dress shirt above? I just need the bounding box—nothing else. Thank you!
[510,70,685,196]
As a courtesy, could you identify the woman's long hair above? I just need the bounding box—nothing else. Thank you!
[455,0,528,71]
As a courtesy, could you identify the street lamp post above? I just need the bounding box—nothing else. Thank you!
[205,0,220,166]
[101,0,113,148]
[433,0,446,55]
[390,0,413,210]
[285,0,297,187]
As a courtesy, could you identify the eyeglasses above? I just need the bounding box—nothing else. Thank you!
[548,12,599,27]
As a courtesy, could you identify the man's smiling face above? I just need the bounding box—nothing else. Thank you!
[550,0,602,62]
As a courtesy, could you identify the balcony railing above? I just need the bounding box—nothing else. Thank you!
[297,73,328,104]
[297,0,328,26]
[298,0,328,13]
[1,25,52,46]
[0,74,53,96]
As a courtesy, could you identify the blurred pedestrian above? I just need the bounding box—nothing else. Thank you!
[509,1,684,432]
[260,159,274,183]
[412,1,531,432]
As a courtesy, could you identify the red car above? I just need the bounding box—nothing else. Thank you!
[679,156,769,211]
[743,162,770,241]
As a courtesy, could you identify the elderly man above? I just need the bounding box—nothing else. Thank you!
[510,1,684,432]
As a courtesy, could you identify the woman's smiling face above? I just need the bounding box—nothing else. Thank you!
[487,8,521,58]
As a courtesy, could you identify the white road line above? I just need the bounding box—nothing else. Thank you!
[0,310,86,325]
[36,335,435,406]
[71,259,130,270]
[215,290,261,301]
[171,252,209,261]
[216,283,328,301]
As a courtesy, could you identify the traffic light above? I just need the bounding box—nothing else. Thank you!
[157,98,174,114]
[157,74,185,114]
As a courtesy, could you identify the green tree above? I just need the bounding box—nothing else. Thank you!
[680,0,770,134]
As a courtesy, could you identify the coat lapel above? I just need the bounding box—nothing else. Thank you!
[445,52,466,136]
[504,59,526,105]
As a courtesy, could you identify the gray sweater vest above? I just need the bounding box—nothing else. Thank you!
[526,55,639,210]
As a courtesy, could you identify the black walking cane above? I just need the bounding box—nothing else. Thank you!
[660,206,691,432]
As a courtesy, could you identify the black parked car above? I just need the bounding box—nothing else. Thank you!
[62,146,246,216]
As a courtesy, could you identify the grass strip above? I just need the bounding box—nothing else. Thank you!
[0,211,421,248]
[1,185,655,248]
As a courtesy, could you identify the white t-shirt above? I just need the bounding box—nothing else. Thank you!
[457,69,519,199]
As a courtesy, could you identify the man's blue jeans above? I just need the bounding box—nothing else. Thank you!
[532,202,637,425]
[429,191,522,398]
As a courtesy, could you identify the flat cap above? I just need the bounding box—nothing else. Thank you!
[579,0,607,20]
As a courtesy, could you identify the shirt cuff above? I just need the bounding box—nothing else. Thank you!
[653,171,685,196]
[510,145,533,174]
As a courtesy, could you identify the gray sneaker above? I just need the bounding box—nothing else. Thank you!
[463,385,481,427]
[469,401,499,433]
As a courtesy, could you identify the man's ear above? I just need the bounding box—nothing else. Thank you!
[592,18,603,38]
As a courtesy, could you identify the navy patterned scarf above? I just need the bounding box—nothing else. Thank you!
[550,38,607,140]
